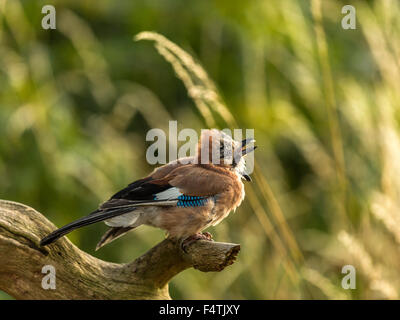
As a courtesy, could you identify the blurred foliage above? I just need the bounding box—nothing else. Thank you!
[1,0,400,299]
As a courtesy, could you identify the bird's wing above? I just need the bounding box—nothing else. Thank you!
[105,158,195,201]
[153,164,234,196]
[40,177,179,246]
[40,163,231,247]
[101,164,233,213]
[106,176,168,201]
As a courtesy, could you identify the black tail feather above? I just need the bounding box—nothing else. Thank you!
[95,226,135,251]
[39,207,136,247]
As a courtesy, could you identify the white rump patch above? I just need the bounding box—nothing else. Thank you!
[154,187,182,200]
[105,211,139,227]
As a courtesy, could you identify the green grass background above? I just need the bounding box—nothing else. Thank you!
[1,0,400,299]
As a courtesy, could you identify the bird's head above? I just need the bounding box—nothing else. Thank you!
[197,129,257,181]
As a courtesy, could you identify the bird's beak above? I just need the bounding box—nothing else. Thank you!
[242,174,252,182]
[241,138,257,156]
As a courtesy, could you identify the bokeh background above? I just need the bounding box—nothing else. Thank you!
[1,0,400,299]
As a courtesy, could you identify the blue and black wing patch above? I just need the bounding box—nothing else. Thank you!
[177,195,209,207]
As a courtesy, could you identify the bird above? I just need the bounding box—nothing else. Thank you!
[39,129,257,251]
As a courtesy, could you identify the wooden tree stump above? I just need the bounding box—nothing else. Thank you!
[0,200,240,299]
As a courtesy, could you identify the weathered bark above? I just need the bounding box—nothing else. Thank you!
[0,200,240,299]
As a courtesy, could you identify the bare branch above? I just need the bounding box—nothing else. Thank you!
[0,200,240,299]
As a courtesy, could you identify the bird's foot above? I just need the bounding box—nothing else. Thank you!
[180,232,214,253]
[201,231,213,241]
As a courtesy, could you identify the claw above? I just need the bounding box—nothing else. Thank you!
[180,232,214,253]
[201,231,213,241]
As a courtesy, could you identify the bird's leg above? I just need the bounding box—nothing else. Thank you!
[180,232,214,253]
[201,231,213,241]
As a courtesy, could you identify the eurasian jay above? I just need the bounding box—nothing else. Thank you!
[40,129,256,250]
